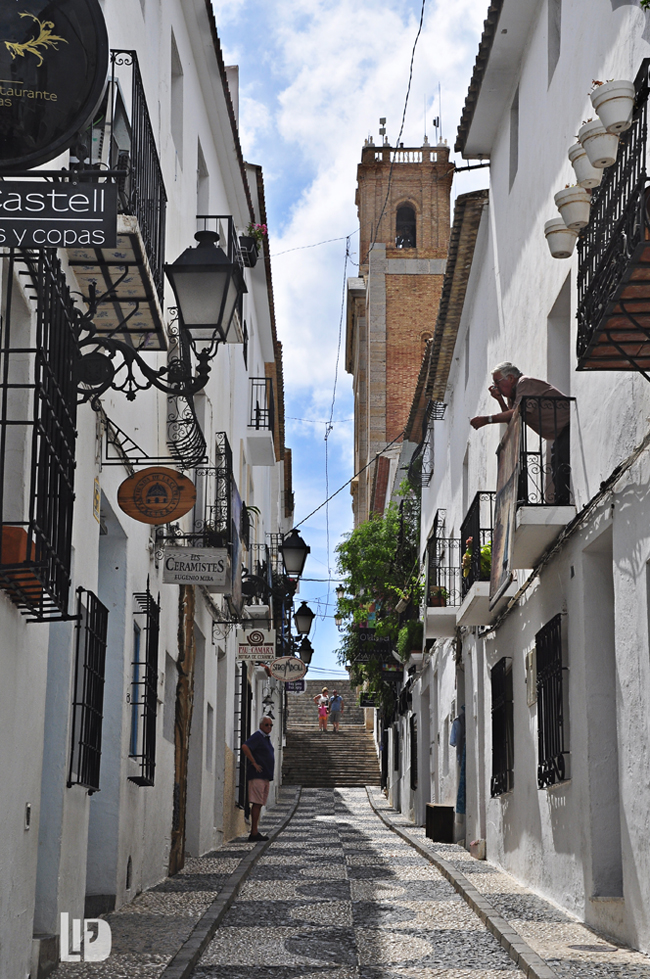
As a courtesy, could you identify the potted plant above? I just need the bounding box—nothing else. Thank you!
[544,218,578,259]
[428,585,448,607]
[578,119,619,169]
[239,222,267,268]
[554,185,591,230]
[568,142,602,189]
[590,79,635,134]
[397,619,424,661]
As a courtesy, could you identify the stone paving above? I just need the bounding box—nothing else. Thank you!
[368,787,650,979]
[50,786,650,979]
[191,787,519,978]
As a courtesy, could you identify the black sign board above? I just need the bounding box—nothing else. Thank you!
[0,0,109,171]
[0,180,116,247]
[358,695,376,707]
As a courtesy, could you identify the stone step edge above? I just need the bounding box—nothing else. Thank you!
[365,786,560,979]
[160,786,302,979]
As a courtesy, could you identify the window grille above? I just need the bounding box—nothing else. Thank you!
[460,492,495,598]
[490,657,514,797]
[0,249,78,619]
[408,400,446,488]
[68,588,109,791]
[248,377,274,432]
[235,661,252,809]
[128,582,160,786]
[393,724,400,770]
[536,613,568,788]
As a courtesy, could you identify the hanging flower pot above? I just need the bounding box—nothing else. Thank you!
[544,218,578,258]
[591,79,635,134]
[578,120,619,168]
[568,142,602,189]
[554,187,591,231]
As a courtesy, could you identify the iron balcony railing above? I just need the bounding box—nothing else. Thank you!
[192,433,233,548]
[248,377,275,432]
[577,59,649,364]
[536,614,568,788]
[518,396,573,506]
[460,491,495,599]
[426,535,462,608]
[80,50,167,301]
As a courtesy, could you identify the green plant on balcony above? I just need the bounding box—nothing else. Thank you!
[428,585,448,607]
[397,620,424,662]
[462,537,492,581]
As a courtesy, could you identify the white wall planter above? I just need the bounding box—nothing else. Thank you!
[568,142,602,189]
[554,187,591,230]
[591,79,635,134]
[578,120,619,168]
[544,218,578,258]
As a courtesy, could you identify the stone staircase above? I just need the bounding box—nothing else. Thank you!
[282,680,381,787]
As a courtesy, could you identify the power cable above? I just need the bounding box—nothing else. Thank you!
[270,229,358,258]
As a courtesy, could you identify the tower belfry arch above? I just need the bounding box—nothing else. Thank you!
[346,138,454,524]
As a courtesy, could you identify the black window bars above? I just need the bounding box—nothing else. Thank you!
[235,660,252,810]
[460,491,495,598]
[490,657,514,797]
[518,396,573,507]
[0,249,78,620]
[536,613,568,788]
[248,377,275,432]
[128,582,161,787]
[426,528,462,608]
[68,588,110,792]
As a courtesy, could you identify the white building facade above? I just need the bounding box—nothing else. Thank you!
[0,3,296,977]
[404,0,650,953]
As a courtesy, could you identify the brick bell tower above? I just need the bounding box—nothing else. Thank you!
[345,137,454,525]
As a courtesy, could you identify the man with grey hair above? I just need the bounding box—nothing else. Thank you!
[470,363,571,505]
[242,716,275,842]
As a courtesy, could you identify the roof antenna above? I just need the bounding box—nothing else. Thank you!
[439,81,443,144]
[379,117,387,145]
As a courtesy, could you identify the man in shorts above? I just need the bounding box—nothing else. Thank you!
[242,716,275,842]
[328,690,344,733]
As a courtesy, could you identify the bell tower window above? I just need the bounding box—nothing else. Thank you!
[396,205,416,248]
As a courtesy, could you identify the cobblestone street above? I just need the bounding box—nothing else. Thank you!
[51,786,650,979]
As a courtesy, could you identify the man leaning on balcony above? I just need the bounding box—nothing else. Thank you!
[470,362,571,505]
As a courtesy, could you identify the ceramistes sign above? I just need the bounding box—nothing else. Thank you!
[0,0,109,171]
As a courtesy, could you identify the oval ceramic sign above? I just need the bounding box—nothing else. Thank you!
[270,656,307,682]
[0,0,109,170]
[117,467,196,525]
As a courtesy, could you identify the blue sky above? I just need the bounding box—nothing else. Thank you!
[213,0,490,676]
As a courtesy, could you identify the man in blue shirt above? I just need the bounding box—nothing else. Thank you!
[328,690,344,733]
[242,717,275,842]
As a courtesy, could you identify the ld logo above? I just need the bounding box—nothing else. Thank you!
[60,912,112,962]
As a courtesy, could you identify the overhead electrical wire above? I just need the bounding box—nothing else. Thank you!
[270,229,358,258]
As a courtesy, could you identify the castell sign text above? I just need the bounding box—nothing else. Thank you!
[0,181,117,248]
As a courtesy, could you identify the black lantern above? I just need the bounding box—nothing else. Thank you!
[335,584,345,602]
[280,528,310,577]
[294,601,315,635]
[298,637,313,665]
[164,229,247,344]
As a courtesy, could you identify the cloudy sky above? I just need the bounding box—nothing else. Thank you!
[213,0,491,677]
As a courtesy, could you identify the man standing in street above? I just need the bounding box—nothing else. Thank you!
[242,717,275,842]
[328,690,344,733]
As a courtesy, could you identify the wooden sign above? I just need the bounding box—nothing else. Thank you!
[117,467,196,525]
[270,656,307,682]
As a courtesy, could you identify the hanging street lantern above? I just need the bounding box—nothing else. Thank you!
[294,600,315,635]
[279,528,310,578]
[298,637,314,665]
[164,228,247,344]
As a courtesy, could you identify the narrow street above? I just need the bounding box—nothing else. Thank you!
[52,784,650,979]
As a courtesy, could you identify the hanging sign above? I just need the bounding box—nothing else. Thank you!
[237,628,276,662]
[286,679,306,693]
[0,181,117,248]
[163,547,228,587]
[117,467,196,525]
[270,656,307,682]
[0,0,109,171]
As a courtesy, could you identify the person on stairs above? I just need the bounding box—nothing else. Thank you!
[328,690,344,733]
[242,716,275,841]
[314,687,329,732]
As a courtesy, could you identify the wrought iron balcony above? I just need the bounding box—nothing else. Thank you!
[518,396,573,507]
[247,377,276,466]
[460,492,495,599]
[577,59,650,377]
[68,49,168,350]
